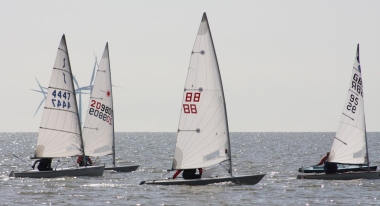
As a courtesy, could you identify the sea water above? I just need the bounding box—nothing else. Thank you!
[1,132,379,205]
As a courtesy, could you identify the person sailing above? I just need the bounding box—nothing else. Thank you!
[77,156,93,166]
[32,158,53,171]
[317,152,338,174]
[173,168,203,179]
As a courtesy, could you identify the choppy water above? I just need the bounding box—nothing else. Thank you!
[1,132,380,205]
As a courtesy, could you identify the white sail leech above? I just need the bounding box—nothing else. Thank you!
[82,44,114,157]
[35,35,83,158]
[172,13,230,170]
[329,45,367,165]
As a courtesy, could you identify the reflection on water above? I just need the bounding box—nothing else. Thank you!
[1,132,380,205]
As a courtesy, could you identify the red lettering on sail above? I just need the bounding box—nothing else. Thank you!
[183,104,190,113]
[194,93,201,102]
[185,93,192,102]
[190,104,197,113]
[183,92,201,114]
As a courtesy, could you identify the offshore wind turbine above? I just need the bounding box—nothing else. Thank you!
[32,56,99,125]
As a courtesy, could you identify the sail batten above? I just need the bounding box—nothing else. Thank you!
[35,35,83,158]
[172,13,231,170]
[329,44,367,165]
[82,43,114,157]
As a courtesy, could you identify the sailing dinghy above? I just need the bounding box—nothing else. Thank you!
[82,43,139,172]
[297,45,380,180]
[140,13,265,185]
[10,35,105,178]
[298,165,376,173]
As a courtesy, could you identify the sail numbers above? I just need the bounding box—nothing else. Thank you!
[62,72,66,84]
[351,74,363,96]
[346,73,362,114]
[51,90,71,109]
[183,92,200,114]
[347,94,359,113]
[89,100,113,125]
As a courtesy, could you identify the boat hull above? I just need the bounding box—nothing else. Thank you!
[298,165,377,173]
[140,174,265,186]
[10,165,105,178]
[297,171,380,180]
[105,165,139,172]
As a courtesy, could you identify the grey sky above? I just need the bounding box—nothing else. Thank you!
[1,1,380,132]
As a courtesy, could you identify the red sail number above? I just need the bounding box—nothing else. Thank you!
[183,92,200,114]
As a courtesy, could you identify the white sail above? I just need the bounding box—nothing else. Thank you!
[82,43,114,157]
[329,45,367,164]
[35,35,83,158]
[172,13,231,170]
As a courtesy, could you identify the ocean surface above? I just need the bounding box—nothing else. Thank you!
[1,132,380,205]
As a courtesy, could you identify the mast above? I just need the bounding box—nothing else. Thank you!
[357,44,370,170]
[63,34,86,163]
[203,13,233,176]
[107,43,116,168]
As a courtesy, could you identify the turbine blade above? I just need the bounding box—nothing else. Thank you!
[33,97,46,117]
[112,84,128,90]
[30,89,45,93]
[73,76,80,88]
[35,77,47,97]
[90,57,97,86]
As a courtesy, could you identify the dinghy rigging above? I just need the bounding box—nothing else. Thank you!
[297,44,379,179]
[141,13,264,185]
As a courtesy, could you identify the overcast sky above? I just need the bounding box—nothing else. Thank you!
[1,1,380,132]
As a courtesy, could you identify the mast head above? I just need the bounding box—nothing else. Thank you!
[202,12,207,22]
[61,34,66,42]
[356,44,360,63]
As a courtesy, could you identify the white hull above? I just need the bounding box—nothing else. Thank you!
[10,165,105,178]
[141,174,265,186]
[105,165,139,172]
[297,171,380,180]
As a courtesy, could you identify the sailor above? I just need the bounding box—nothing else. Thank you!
[173,168,203,179]
[77,156,93,166]
[32,158,53,171]
[317,152,338,174]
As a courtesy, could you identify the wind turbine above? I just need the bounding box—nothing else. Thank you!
[73,55,99,125]
[31,78,48,117]
[32,56,99,125]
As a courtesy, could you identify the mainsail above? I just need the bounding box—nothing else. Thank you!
[172,13,231,170]
[82,43,114,157]
[35,35,83,158]
[329,44,368,165]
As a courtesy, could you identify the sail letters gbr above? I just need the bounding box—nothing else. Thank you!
[347,73,363,114]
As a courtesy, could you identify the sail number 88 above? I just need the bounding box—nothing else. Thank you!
[183,92,200,114]
[347,94,359,113]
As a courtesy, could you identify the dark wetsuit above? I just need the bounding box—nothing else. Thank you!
[324,162,338,174]
[173,168,203,179]
[33,158,53,171]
